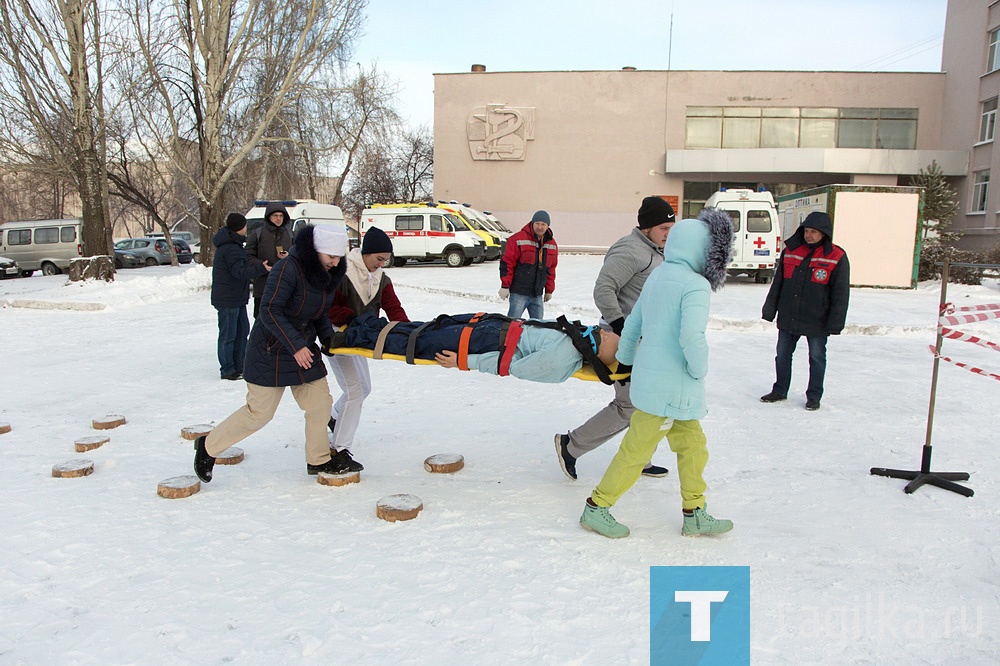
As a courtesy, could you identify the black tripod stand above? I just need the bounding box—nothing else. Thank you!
[870,258,973,497]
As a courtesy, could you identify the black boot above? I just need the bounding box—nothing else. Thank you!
[193,435,216,483]
[331,448,364,472]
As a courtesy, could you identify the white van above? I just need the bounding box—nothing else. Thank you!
[360,203,485,268]
[245,199,346,238]
[705,189,780,283]
[0,218,82,276]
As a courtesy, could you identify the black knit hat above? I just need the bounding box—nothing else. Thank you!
[361,226,393,255]
[637,196,675,229]
[226,213,247,232]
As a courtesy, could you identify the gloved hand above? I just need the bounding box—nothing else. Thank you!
[544,292,552,302]
[498,287,509,300]
[615,363,632,386]
[610,317,626,336]
[320,336,336,356]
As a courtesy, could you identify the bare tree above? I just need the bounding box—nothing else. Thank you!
[125,0,366,264]
[342,125,434,220]
[328,65,398,206]
[0,0,116,262]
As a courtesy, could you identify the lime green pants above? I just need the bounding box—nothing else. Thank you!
[591,409,708,511]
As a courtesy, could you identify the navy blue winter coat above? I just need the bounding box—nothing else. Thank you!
[243,225,346,387]
[210,227,267,309]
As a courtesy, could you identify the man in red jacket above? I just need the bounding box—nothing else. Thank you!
[760,211,850,411]
[499,210,558,319]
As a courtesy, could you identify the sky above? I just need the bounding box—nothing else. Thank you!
[1,256,998,662]
[352,0,950,128]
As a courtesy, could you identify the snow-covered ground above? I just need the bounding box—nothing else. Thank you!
[1,256,998,664]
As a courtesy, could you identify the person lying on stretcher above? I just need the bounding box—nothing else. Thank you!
[322,312,621,384]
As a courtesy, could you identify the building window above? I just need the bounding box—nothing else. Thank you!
[989,28,1000,73]
[980,98,997,143]
[972,170,990,212]
[684,106,917,150]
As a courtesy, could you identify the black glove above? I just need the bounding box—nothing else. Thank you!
[615,363,632,386]
[320,336,336,356]
[610,317,625,336]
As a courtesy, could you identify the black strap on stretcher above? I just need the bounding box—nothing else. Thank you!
[553,315,614,385]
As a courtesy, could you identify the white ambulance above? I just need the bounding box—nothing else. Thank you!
[705,189,780,284]
[360,203,485,268]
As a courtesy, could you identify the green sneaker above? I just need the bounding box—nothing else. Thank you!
[580,502,630,539]
[681,507,733,536]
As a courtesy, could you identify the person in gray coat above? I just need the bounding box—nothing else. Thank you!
[554,196,676,480]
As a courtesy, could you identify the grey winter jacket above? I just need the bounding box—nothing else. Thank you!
[593,227,664,331]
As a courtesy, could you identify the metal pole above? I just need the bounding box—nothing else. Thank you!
[921,258,949,469]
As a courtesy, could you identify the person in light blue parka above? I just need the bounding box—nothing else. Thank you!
[580,207,736,539]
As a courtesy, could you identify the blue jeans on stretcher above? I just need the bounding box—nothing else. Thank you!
[772,329,827,402]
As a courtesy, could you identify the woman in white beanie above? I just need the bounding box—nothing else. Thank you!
[193,224,350,483]
[323,226,410,473]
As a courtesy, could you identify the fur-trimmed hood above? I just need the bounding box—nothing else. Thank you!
[290,224,346,292]
[663,207,734,291]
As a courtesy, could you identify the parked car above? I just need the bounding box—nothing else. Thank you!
[113,249,144,269]
[147,230,201,262]
[0,255,20,279]
[171,239,194,264]
[0,218,82,276]
[114,237,190,266]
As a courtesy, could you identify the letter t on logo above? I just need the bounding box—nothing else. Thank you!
[675,590,729,641]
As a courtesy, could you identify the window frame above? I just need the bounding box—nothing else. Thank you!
[989,28,1000,73]
[971,170,990,213]
[980,98,997,143]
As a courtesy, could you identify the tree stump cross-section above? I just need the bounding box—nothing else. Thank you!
[424,453,465,473]
[92,415,126,430]
[317,470,361,487]
[74,435,110,452]
[180,425,214,441]
[214,447,244,465]
[376,494,423,522]
[157,475,201,499]
[52,459,95,478]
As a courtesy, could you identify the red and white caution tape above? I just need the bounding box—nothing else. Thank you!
[939,326,1000,352]
[939,302,1000,326]
[929,345,1000,381]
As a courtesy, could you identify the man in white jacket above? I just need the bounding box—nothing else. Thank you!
[554,196,675,480]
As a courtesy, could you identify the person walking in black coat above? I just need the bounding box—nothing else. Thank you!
[211,213,270,380]
[760,211,850,411]
[246,202,294,318]
[194,224,350,483]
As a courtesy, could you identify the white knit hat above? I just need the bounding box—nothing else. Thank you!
[312,225,347,256]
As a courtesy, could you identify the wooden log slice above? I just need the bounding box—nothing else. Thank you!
[157,475,201,499]
[215,447,244,465]
[424,453,464,474]
[376,494,423,522]
[317,470,361,487]
[74,435,110,452]
[0,422,10,434]
[92,415,126,430]
[52,459,94,478]
[180,424,214,441]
